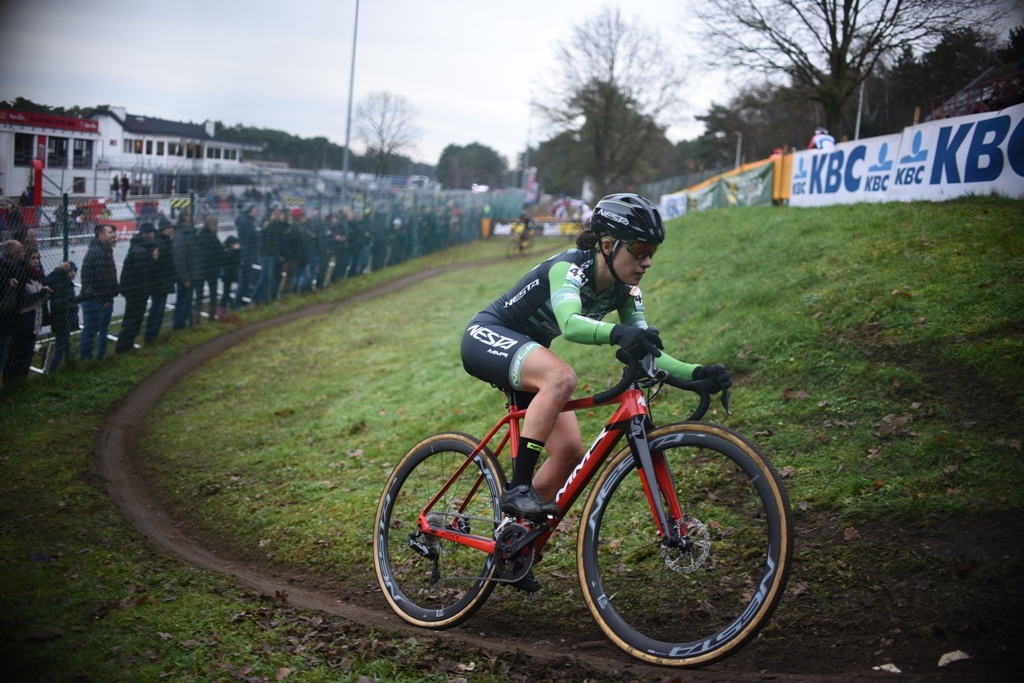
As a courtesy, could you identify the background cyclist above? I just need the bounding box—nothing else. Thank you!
[460,192,732,589]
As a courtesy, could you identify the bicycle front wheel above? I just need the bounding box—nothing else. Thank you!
[578,422,792,667]
[373,432,505,629]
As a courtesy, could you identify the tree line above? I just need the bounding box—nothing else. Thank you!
[6,1,1022,199]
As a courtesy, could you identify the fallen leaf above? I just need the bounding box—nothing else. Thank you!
[873,663,901,673]
[276,668,291,680]
[938,650,970,667]
[843,526,861,541]
[777,466,796,478]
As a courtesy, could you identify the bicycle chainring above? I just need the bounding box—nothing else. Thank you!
[494,522,535,582]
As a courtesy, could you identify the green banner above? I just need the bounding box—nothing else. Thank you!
[677,161,775,213]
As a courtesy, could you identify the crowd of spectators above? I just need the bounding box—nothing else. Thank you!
[0,194,493,389]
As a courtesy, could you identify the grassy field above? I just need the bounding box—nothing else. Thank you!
[3,197,1022,680]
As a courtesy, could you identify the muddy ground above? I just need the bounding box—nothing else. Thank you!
[99,265,1023,682]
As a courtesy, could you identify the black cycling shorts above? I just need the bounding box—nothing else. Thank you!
[461,313,543,405]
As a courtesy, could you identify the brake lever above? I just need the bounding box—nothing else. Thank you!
[721,387,733,416]
[641,354,669,381]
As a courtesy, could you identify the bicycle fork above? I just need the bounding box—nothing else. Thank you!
[627,416,695,554]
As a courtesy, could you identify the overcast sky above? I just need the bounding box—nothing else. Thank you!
[3,1,1020,168]
[0,0,721,167]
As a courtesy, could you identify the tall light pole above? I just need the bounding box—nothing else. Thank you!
[854,79,865,140]
[734,131,743,169]
[340,0,360,205]
[521,95,534,190]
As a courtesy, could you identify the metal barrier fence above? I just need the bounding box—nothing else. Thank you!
[0,187,526,388]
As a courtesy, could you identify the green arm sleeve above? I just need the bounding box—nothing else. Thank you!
[548,261,702,380]
[549,261,616,344]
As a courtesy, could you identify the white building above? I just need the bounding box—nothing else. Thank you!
[1,105,258,200]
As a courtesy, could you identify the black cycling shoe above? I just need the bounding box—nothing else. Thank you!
[500,484,558,522]
[509,569,540,593]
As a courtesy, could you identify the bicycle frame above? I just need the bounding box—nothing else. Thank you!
[416,384,686,560]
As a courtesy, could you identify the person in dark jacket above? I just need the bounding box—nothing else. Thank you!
[0,239,27,380]
[219,235,241,315]
[234,202,258,306]
[192,216,224,322]
[144,216,175,343]
[115,224,157,353]
[251,205,286,304]
[3,246,50,385]
[171,213,196,329]
[78,223,119,361]
[280,209,303,294]
[43,260,78,372]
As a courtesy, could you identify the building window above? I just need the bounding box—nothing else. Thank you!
[14,133,34,166]
[186,143,201,159]
[123,139,134,153]
[168,142,183,156]
[157,141,165,155]
[206,147,222,159]
[72,139,94,169]
[146,140,153,155]
[133,139,143,154]
[48,137,69,168]
[224,149,237,161]
[72,177,87,193]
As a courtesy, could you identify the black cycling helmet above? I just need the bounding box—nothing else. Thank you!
[590,193,665,245]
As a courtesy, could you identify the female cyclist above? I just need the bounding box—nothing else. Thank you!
[460,193,732,591]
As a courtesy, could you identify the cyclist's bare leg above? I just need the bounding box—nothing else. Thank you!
[533,411,584,502]
[518,348,576,445]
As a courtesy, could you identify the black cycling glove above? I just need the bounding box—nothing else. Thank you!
[692,363,732,393]
[610,325,663,360]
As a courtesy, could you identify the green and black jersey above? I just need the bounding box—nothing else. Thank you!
[476,248,698,380]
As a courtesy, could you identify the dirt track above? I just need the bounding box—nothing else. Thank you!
[96,262,1014,682]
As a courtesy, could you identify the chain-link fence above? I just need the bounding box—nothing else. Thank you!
[0,187,526,388]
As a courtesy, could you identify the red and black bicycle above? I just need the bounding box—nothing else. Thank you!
[373,354,792,668]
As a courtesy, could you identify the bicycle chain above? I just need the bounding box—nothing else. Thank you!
[428,516,536,584]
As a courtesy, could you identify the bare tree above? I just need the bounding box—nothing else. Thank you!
[691,0,1010,137]
[353,91,420,177]
[542,8,685,197]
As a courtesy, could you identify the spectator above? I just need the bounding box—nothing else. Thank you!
[329,211,351,284]
[120,174,130,202]
[251,206,286,304]
[348,213,371,277]
[115,223,157,353]
[234,202,259,306]
[145,216,176,344]
[220,235,241,315]
[808,127,835,150]
[1,240,27,378]
[78,223,119,361]
[193,216,224,322]
[43,260,78,373]
[171,213,197,329]
[296,214,318,293]
[2,246,50,384]
[281,209,303,294]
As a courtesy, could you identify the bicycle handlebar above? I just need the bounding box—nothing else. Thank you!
[591,352,730,422]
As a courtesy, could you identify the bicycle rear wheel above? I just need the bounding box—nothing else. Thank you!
[578,422,792,667]
[373,432,505,628]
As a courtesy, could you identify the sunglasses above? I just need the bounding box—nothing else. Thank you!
[623,241,658,259]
